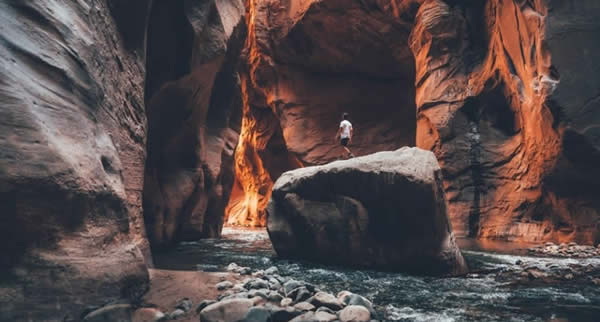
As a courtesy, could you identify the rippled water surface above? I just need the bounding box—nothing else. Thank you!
[154,228,600,321]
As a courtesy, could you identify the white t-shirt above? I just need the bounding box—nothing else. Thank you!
[339,120,352,139]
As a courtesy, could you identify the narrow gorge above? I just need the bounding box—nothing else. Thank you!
[1,0,599,321]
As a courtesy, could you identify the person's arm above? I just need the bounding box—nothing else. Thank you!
[335,126,341,140]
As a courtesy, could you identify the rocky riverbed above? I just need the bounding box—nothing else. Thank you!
[144,228,600,321]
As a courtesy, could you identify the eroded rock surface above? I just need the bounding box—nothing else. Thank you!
[233,0,600,244]
[143,0,246,246]
[0,0,151,320]
[267,147,468,275]
[226,0,421,227]
[410,0,600,243]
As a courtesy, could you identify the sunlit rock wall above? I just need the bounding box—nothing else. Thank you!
[411,0,600,243]
[226,0,420,227]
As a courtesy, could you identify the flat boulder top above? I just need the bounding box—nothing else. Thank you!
[273,147,440,191]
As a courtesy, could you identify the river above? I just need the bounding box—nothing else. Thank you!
[153,228,600,321]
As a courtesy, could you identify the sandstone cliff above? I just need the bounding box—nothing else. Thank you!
[0,0,151,320]
[232,0,600,244]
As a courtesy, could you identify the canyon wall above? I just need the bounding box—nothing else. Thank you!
[227,0,420,227]
[0,0,151,320]
[143,0,246,247]
[411,0,600,243]
[234,0,600,244]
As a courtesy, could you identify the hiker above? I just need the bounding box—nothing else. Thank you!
[335,112,354,158]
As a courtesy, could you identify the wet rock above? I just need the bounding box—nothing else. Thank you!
[291,287,313,303]
[252,270,265,278]
[196,300,217,314]
[267,148,468,275]
[289,311,317,322]
[241,306,272,322]
[174,298,192,312]
[268,291,284,303]
[314,311,338,322]
[227,263,241,271]
[309,292,344,311]
[168,309,186,320]
[338,292,375,315]
[339,305,371,322]
[283,280,304,295]
[199,298,253,322]
[216,281,234,290]
[316,307,337,314]
[265,266,280,275]
[245,278,270,290]
[271,306,303,321]
[294,302,316,311]
[248,289,270,299]
[132,307,166,322]
[281,298,294,307]
[268,278,282,291]
[83,304,133,322]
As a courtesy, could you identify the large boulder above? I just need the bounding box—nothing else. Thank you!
[0,0,150,320]
[267,147,468,275]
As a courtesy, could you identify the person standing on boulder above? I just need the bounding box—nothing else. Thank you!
[336,112,354,159]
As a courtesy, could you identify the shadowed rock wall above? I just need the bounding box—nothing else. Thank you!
[0,0,152,320]
[142,0,246,247]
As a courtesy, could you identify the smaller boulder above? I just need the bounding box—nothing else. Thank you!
[216,281,234,291]
[339,305,371,322]
[308,292,343,311]
[199,298,253,322]
[294,302,316,311]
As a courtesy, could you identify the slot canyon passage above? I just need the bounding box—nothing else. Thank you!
[1,0,600,321]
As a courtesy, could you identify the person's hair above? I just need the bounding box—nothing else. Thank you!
[342,112,349,120]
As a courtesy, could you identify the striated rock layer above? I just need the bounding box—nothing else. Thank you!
[227,0,421,227]
[235,0,600,244]
[142,0,246,246]
[411,0,600,243]
[0,0,151,320]
[267,147,468,276]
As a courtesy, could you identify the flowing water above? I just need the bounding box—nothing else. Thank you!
[154,228,600,321]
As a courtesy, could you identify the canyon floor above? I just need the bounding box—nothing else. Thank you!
[143,227,600,321]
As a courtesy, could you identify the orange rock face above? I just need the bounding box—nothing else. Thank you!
[232,0,600,244]
[227,0,420,226]
[411,0,599,243]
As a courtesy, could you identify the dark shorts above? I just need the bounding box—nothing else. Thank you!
[340,138,349,146]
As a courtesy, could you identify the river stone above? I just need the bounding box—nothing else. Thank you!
[309,292,344,311]
[196,300,216,313]
[245,278,270,290]
[294,301,316,311]
[240,306,272,322]
[268,291,284,303]
[168,309,186,320]
[271,306,303,321]
[314,311,338,322]
[265,266,280,275]
[338,292,375,315]
[199,298,253,322]
[339,305,371,322]
[281,298,293,307]
[216,281,234,291]
[83,304,133,322]
[132,307,166,322]
[175,298,192,312]
[289,311,317,322]
[284,280,304,295]
[267,148,468,275]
